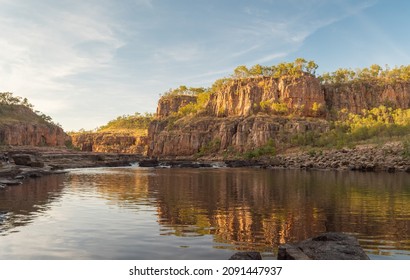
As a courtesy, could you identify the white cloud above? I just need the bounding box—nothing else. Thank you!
[0,1,128,130]
[0,0,383,130]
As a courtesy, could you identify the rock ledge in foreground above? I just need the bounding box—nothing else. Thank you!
[278,232,369,260]
[229,252,262,260]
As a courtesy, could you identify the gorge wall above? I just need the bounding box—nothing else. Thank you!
[0,105,68,147]
[70,132,148,154]
[323,82,410,114]
[148,75,410,158]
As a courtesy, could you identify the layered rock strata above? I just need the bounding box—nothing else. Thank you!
[70,132,148,154]
[148,75,410,159]
[0,124,68,146]
[148,116,329,157]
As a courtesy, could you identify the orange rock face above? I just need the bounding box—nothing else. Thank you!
[156,95,198,119]
[0,123,68,146]
[147,76,410,158]
[206,74,325,117]
[70,132,148,154]
[323,82,410,114]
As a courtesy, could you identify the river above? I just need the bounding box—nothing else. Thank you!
[0,166,409,259]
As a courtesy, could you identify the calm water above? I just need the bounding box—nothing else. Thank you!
[0,166,409,260]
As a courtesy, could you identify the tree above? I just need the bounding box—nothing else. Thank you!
[233,65,250,78]
[249,64,263,76]
[306,60,319,75]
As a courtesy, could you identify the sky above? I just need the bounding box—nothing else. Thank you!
[1,0,410,131]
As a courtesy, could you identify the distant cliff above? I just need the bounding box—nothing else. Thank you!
[70,132,148,154]
[0,104,68,146]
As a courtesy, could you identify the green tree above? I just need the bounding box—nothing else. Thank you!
[249,64,263,76]
[233,65,250,78]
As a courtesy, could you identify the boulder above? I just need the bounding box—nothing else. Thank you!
[229,252,262,260]
[12,154,36,166]
[277,232,369,260]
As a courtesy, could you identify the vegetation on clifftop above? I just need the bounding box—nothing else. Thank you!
[320,64,410,84]
[155,59,410,158]
[291,106,410,149]
[0,92,60,127]
[70,112,154,137]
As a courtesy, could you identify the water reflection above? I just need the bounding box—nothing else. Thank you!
[142,169,410,257]
[67,168,410,258]
[1,167,409,259]
[0,175,65,235]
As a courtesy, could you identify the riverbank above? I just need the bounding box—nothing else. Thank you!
[146,141,410,172]
[1,140,409,188]
[0,146,144,187]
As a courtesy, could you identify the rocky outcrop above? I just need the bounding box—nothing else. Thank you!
[0,123,68,147]
[148,75,328,158]
[0,147,144,183]
[277,232,369,260]
[148,115,329,158]
[206,74,325,117]
[0,105,68,147]
[148,75,410,159]
[323,81,410,114]
[229,252,262,260]
[274,142,409,172]
[157,95,197,119]
[70,132,148,154]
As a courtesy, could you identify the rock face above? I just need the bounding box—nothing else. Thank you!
[323,82,410,114]
[0,123,68,147]
[148,116,329,157]
[0,105,68,147]
[207,75,325,117]
[147,76,410,159]
[148,75,328,158]
[157,95,198,119]
[70,132,148,154]
[277,232,369,260]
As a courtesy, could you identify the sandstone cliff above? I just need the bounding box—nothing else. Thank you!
[206,74,325,117]
[157,95,197,119]
[0,105,68,147]
[148,74,410,158]
[323,81,410,114]
[148,116,328,157]
[70,132,148,154]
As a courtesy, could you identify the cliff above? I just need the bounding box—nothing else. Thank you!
[0,105,68,147]
[323,81,410,114]
[70,132,148,154]
[157,95,197,119]
[148,116,328,157]
[206,74,325,117]
[148,75,410,158]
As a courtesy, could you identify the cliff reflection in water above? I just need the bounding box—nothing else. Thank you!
[1,168,409,259]
[148,169,410,255]
[81,168,410,257]
[0,175,65,235]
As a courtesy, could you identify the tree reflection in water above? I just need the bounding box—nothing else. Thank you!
[1,168,409,259]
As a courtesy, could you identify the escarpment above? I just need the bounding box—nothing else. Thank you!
[0,105,68,147]
[148,116,329,157]
[148,74,410,158]
[206,74,325,117]
[157,95,197,119]
[323,82,410,114]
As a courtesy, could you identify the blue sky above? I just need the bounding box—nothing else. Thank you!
[1,0,409,131]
